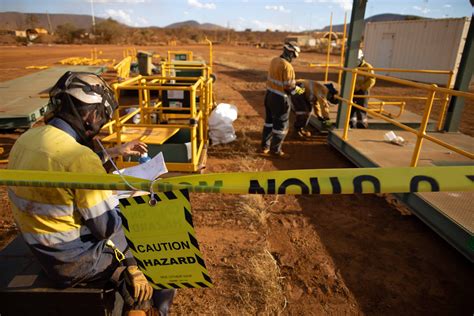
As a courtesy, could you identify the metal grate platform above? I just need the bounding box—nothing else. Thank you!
[0,66,105,129]
[327,123,473,262]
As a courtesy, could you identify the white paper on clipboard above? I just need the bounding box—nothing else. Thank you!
[113,152,168,199]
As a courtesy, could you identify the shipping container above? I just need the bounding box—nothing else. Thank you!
[363,17,471,86]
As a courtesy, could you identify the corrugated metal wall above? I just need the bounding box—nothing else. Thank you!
[364,18,470,86]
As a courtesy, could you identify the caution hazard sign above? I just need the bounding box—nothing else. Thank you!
[118,189,213,289]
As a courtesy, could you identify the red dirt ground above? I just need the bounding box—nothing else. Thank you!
[0,44,473,315]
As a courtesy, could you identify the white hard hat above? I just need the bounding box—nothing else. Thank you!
[65,73,109,105]
[284,41,301,57]
[50,71,117,121]
[358,49,364,63]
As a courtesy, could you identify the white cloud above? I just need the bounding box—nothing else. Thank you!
[303,0,352,11]
[188,0,216,10]
[413,5,431,14]
[337,0,352,11]
[134,16,149,27]
[265,5,291,13]
[89,0,148,3]
[251,19,302,32]
[105,9,133,25]
[184,11,189,15]
[443,4,452,8]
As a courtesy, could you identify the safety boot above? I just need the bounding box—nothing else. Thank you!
[270,151,290,160]
[296,128,312,138]
[259,147,270,155]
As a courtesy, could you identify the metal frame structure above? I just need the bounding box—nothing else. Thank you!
[102,41,215,172]
[167,50,193,62]
[335,66,474,166]
[102,72,213,172]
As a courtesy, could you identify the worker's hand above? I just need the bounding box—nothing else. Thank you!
[119,139,148,157]
[125,265,153,303]
[292,86,305,95]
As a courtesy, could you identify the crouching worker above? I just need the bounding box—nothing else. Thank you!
[291,79,339,137]
[7,71,175,315]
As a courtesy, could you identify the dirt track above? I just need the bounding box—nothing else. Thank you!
[0,44,473,315]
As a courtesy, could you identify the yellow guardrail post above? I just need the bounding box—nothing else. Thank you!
[411,85,437,167]
[325,12,333,82]
[342,69,358,140]
[142,78,151,124]
[437,71,455,131]
[112,83,124,165]
[206,37,213,75]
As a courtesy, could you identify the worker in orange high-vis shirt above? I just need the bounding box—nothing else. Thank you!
[261,41,303,159]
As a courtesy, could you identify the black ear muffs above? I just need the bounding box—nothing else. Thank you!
[324,83,338,104]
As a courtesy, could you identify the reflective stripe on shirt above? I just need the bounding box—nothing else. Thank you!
[22,225,93,246]
[266,56,295,95]
[8,188,73,217]
[78,194,119,221]
[267,75,296,87]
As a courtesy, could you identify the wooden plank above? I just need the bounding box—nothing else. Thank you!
[101,126,179,145]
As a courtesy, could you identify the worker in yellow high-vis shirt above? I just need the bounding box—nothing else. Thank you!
[350,49,376,129]
[8,71,175,315]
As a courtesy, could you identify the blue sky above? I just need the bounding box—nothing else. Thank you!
[1,0,472,31]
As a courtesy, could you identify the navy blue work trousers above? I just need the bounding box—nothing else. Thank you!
[261,90,291,153]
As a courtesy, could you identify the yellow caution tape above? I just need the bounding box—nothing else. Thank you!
[0,166,472,194]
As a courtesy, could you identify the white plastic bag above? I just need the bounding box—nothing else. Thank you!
[384,131,405,146]
[209,103,238,145]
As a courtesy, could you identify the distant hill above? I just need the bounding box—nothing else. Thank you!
[165,20,226,30]
[320,13,428,32]
[0,11,109,31]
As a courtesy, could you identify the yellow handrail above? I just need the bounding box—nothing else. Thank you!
[341,67,472,98]
[325,12,333,82]
[368,67,452,75]
[337,68,474,166]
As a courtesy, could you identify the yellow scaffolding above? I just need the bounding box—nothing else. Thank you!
[123,47,137,62]
[102,73,214,172]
